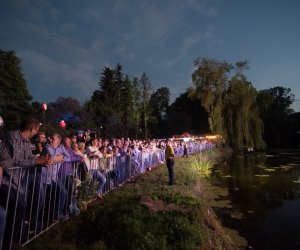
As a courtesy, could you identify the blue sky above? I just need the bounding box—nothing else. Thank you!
[1,0,300,111]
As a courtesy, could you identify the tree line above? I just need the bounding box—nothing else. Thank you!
[0,49,299,150]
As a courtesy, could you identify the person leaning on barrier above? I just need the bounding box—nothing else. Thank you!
[71,142,88,179]
[43,133,70,222]
[85,138,106,199]
[32,131,48,157]
[0,141,27,248]
[6,118,52,185]
[0,141,13,247]
[6,118,52,239]
[62,137,82,215]
[61,137,82,182]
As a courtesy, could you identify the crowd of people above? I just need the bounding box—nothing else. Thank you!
[0,118,216,249]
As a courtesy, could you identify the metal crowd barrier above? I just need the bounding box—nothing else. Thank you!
[0,141,215,249]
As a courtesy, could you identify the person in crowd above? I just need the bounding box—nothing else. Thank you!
[182,141,188,158]
[71,141,88,179]
[99,144,114,172]
[33,142,44,157]
[61,137,82,179]
[35,131,47,145]
[100,145,112,158]
[130,144,141,176]
[72,142,84,157]
[6,118,52,237]
[86,138,103,159]
[82,130,91,144]
[85,138,106,199]
[61,137,82,215]
[165,139,175,185]
[32,131,48,157]
[78,142,86,154]
[43,133,70,222]
[6,119,51,187]
[117,139,130,180]
[70,134,77,144]
[109,145,122,187]
[0,140,28,247]
[0,141,13,247]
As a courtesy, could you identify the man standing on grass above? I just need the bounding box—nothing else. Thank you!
[165,139,175,185]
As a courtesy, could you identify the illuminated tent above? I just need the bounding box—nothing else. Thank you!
[180,132,192,138]
[173,132,197,141]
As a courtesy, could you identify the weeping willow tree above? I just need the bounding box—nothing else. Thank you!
[224,79,265,150]
[190,58,232,136]
[190,59,265,151]
[223,61,265,150]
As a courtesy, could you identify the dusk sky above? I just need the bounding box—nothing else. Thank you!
[1,0,299,111]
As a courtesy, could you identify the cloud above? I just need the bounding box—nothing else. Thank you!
[19,50,98,102]
[79,1,188,59]
[155,25,217,70]
[0,0,223,103]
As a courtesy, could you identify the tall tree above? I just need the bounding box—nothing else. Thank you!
[149,87,170,137]
[113,63,123,105]
[139,72,152,140]
[150,87,170,121]
[257,86,295,147]
[88,65,124,137]
[120,75,142,138]
[131,77,142,138]
[190,58,232,135]
[166,92,209,137]
[224,75,265,150]
[0,50,32,128]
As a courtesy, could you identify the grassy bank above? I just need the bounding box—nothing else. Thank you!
[27,150,238,250]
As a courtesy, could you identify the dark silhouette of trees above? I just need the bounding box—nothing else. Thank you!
[149,87,171,138]
[257,86,295,148]
[87,65,124,137]
[1,49,298,148]
[166,92,209,138]
[86,64,145,138]
[0,50,32,128]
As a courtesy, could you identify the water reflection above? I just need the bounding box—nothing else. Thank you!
[211,151,300,250]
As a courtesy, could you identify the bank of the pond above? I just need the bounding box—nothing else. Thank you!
[27,149,241,250]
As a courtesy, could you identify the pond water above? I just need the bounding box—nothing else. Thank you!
[211,150,300,250]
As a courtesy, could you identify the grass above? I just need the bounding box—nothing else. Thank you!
[190,154,213,177]
[26,150,238,250]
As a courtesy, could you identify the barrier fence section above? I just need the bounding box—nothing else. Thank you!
[0,141,215,249]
